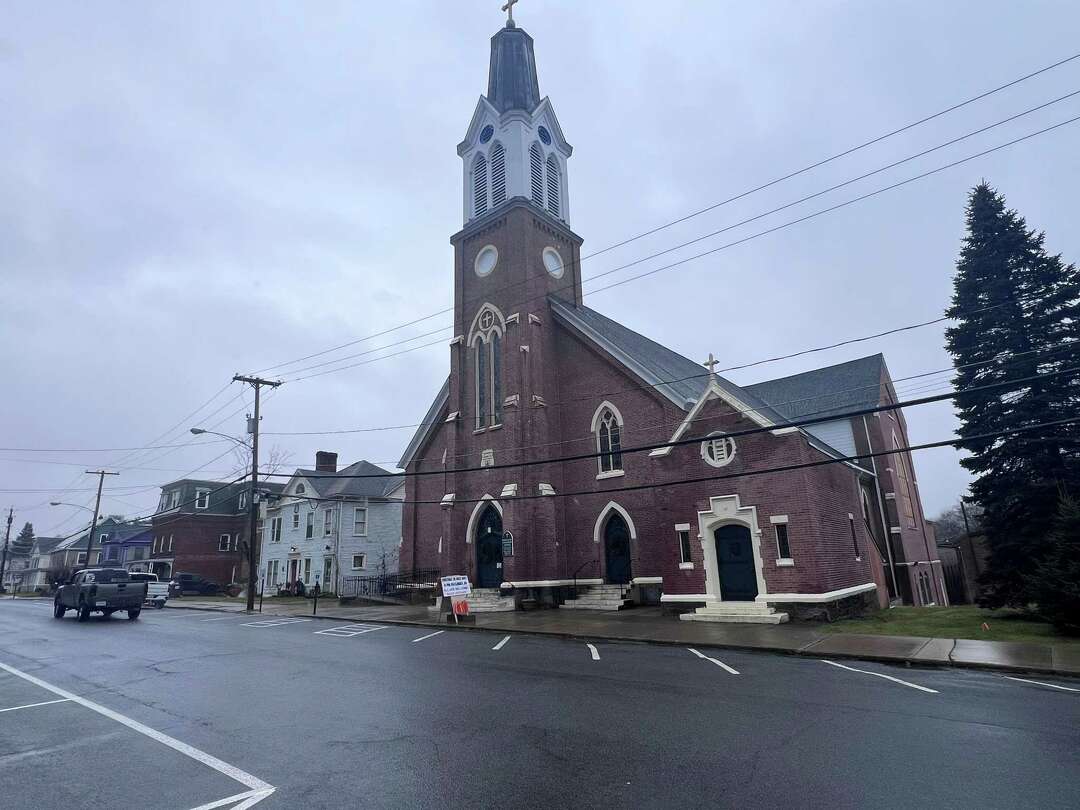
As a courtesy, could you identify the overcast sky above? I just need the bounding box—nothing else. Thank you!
[3,0,1079,541]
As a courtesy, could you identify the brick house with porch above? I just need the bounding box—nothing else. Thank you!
[398,17,944,621]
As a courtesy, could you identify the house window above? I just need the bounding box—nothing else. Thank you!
[94,552,102,564]
[99,533,109,543]
[677,529,693,564]
[701,433,736,468]
[303,558,312,584]
[849,513,860,559]
[131,547,145,561]
[218,534,231,552]
[168,535,174,552]
[157,494,167,513]
[77,552,87,565]
[168,491,181,509]
[296,483,306,495]
[238,491,247,511]
[306,511,314,539]
[353,508,368,536]
[595,407,623,474]
[352,554,367,570]
[772,518,792,561]
[195,489,210,509]
[323,510,333,536]
[271,517,282,543]
[323,557,333,589]
[292,504,300,529]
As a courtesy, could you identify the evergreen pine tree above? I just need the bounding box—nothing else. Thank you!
[12,522,34,557]
[1031,494,1080,633]
[946,182,1080,609]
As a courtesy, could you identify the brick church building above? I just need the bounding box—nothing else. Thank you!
[399,15,945,621]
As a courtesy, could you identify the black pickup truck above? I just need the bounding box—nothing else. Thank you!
[54,568,147,621]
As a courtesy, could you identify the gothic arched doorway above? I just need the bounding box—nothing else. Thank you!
[604,512,632,585]
[475,504,504,588]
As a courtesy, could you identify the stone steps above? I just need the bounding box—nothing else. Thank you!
[680,602,789,624]
[561,584,632,611]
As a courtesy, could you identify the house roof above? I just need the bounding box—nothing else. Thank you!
[293,460,401,500]
[744,355,887,421]
[31,536,65,555]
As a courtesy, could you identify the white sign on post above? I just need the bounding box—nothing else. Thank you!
[440,575,472,597]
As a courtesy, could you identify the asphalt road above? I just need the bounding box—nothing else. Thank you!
[1,599,1078,810]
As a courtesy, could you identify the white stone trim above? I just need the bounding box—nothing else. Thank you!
[449,335,465,346]
[759,582,877,603]
[445,411,460,422]
[500,483,518,498]
[538,482,555,496]
[465,495,501,544]
[632,576,663,585]
[590,400,624,433]
[697,493,767,602]
[775,558,795,567]
[769,515,789,524]
[595,469,625,481]
[660,593,718,604]
[678,562,695,570]
[502,578,602,588]
[440,493,455,509]
[593,501,638,545]
[674,523,691,531]
[528,313,542,325]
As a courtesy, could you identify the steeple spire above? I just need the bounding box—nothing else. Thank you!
[486,20,540,113]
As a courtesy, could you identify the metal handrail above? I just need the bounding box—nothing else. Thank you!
[570,559,597,600]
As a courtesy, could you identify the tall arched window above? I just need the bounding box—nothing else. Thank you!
[471,307,504,430]
[529,143,544,206]
[473,153,488,217]
[490,142,507,207]
[545,154,561,218]
[596,407,623,474]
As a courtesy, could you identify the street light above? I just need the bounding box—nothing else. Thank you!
[49,502,97,512]
[191,425,258,611]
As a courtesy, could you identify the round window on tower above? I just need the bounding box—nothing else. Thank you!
[542,247,564,278]
[538,125,552,145]
[474,245,499,278]
[479,125,494,144]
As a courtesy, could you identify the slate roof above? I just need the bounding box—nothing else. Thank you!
[294,460,401,500]
[487,24,541,113]
[744,355,887,421]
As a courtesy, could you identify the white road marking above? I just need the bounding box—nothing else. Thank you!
[0,697,73,714]
[688,648,740,675]
[241,618,311,628]
[587,643,600,660]
[199,616,236,622]
[313,624,388,638]
[1004,675,1080,693]
[820,659,938,693]
[0,661,274,805]
[412,630,445,643]
[492,635,511,651]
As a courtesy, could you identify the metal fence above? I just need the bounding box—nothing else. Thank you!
[340,568,441,601]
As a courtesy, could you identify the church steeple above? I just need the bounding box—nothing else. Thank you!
[457,12,572,226]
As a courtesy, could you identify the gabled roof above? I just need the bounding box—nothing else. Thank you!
[30,536,65,555]
[745,355,886,421]
[291,460,400,500]
[399,377,450,469]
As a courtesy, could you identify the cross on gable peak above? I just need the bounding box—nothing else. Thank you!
[703,353,720,378]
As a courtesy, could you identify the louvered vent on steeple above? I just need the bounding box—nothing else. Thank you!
[530,143,544,206]
[490,142,507,207]
[545,154,561,218]
[474,154,489,217]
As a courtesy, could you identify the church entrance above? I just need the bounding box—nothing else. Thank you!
[475,504,504,588]
[604,513,632,585]
[714,525,757,600]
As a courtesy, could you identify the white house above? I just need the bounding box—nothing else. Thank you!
[260,452,404,595]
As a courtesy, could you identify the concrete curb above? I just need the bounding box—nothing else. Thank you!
[163,603,1079,679]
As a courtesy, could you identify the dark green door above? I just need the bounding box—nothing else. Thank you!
[714,524,757,601]
[604,513,632,585]
[475,504,503,588]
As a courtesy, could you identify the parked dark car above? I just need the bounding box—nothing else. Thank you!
[169,572,222,596]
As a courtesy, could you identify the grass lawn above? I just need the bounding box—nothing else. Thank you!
[825,605,1080,646]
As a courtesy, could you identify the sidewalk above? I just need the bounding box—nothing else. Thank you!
[167,599,1080,678]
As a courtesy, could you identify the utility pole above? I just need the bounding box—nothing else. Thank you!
[0,507,13,593]
[233,374,282,611]
[84,470,119,569]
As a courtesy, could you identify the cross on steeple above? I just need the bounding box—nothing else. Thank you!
[703,353,720,378]
[502,0,519,27]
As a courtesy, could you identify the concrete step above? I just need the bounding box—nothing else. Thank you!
[680,611,789,624]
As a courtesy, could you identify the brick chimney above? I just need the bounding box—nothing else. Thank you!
[315,451,338,473]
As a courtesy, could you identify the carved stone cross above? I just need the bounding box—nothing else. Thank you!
[703,353,720,377]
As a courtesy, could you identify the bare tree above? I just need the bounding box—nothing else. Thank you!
[933,500,984,543]
[227,440,294,480]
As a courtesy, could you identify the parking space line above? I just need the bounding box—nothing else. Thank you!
[0,697,73,714]
[492,635,511,651]
[820,659,938,693]
[0,661,274,804]
[241,618,312,628]
[587,643,600,661]
[199,616,236,622]
[313,624,388,638]
[412,630,445,643]
[1003,675,1080,693]
[688,648,740,675]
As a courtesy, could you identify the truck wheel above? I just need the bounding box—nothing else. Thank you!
[77,602,91,622]
[127,609,141,621]
[53,599,66,619]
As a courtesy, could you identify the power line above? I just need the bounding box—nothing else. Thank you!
[255,366,1079,481]
[252,53,1080,376]
[282,114,1080,384]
